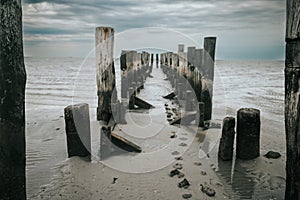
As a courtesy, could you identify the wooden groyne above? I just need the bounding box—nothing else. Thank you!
[160,38,216,123]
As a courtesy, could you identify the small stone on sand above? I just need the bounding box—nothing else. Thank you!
[264,151,281,159]
[182,193,192,199]
[175,156,183,160]
[173,163,183,170]
[200,184,216,197]
[201,171,207,176]
[169,169,180,177]
[172,151,180,155]
[112,177,118,184]
[178,178,190,188]
[194,162,202,166]
[179,143,187,147]
[170,133,177,138]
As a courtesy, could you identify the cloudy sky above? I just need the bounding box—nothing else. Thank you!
[23,0,285,60]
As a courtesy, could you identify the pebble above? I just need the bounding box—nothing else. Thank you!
[194,162,202,166]
[179,142,187,147]
[170,133,177,138]
[169,169,180,177]
[264,151,281,159]
[172,151,180,155]
[182,193,192,199]
[178,178,190,189]
[201,171,207,176]
[175,156,183,160]
[112,177,118,184]
[173,163,183,170]
[200,184,216,197]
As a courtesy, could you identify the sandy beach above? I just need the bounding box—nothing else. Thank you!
[24,58,286,200]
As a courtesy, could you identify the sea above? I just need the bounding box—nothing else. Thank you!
[25,57,285,199]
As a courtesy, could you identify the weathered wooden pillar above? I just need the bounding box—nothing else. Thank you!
[187,46,196,67]
[195,49,203,72]
[100,126,112,160]
[95,27,116,122]
[128,87,135,109]
[218,117,235,161]
[203,37,216,81]
[121,73,128,99]
[178,44,184,53]
[196,102,205,127]
[194,71,202,102]
[64,104,91,158]
[285,0,300,199]
[0,1,26,198]
[236,108,260,160]
[185,90,193,111]
[151,53,154,65]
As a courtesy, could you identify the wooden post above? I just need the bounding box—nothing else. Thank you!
[218,117,235,161]
[100,126,112,160]
[285,0,300,199]
[202,84,212,121]
[178,44,184,53]
[0,1,26,198]
[121,73,128,99]
[236,108,260,160]
[128,87,135,109]
[195,49,203,72]
[185,90,193,111]
[95,27,116,122]
[151,53,154,65]
[203,37,216,81]
[64,104,91,158]
[197,102,205,127]
[187,46,196,67]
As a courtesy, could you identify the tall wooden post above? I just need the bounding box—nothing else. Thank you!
[203,37,216,81]
[285,0,300,199]
[0,0,26,199]
[202,37,216,121]
[95,27,116,122]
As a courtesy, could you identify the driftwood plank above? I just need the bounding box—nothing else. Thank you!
[111,132,142,153]
[134,96,155,109]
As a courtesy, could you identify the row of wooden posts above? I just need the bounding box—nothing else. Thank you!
[1,1,299,199]
[160,37,216,123]
[218,108,260,161]
[65,27,159,160]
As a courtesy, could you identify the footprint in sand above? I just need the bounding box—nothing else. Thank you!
[179,137,188,141]
[179,143,187,147]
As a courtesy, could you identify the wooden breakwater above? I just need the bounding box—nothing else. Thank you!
[160,37,216,123]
